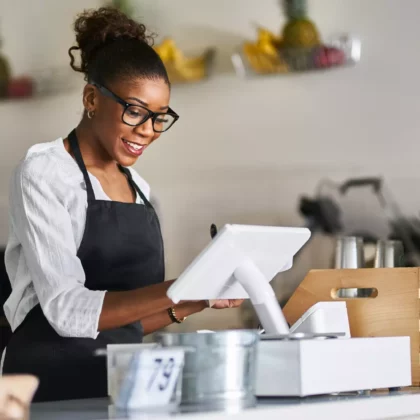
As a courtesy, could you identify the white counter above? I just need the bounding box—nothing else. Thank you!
[30,389,420,420]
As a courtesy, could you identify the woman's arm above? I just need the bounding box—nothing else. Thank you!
[139,299,245,335]
[140,301,207,335]
[99,292,245,332]
[98,281,177,331]
[11,161,106,338]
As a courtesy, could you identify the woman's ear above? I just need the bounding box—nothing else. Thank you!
[82,84,97,112]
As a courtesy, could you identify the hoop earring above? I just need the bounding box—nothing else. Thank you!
[87,110,95,119]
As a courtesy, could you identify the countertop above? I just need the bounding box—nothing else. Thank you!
[30,388,420,420]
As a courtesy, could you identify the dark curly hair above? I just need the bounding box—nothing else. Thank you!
[68,7,169,87]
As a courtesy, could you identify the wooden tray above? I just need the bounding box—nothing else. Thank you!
[283,268,420,384]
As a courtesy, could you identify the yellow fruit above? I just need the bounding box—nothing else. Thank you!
[257,39,278,56]
[257,28,274,43]
[243,42,288,74]
[282,18,321,48]
[257,28,281,44]
[154,38,184,63]
[177,65,205,81]
[154,39,172,62]
[256,28,282,53]
[243,42,257,56]
[154,38,210,83]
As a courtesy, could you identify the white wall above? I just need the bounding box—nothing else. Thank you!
[1,0,420,329]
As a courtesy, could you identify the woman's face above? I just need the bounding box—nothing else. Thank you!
[87,77,171,167]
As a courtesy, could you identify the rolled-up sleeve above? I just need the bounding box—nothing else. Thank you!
[10,160,106,338]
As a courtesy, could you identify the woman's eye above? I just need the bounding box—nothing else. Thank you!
[127,109,140,118]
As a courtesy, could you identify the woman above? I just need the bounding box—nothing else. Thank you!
[2,7,242,402]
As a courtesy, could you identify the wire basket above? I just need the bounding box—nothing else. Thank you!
[232,34,361,77]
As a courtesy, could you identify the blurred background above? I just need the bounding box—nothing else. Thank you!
[1,0,420,333]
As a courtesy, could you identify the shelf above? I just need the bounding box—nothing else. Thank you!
[0,34,362,105]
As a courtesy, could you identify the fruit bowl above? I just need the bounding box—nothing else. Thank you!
[232,32,361,77]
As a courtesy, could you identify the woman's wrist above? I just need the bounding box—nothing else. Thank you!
[189,300,208,313]
[172,300,207,320]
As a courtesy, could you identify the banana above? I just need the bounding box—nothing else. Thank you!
[154,38,177,62]
[154,38,208,82]
[243,27,289,74]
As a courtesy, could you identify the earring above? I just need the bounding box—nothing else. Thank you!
[87,110,95,119]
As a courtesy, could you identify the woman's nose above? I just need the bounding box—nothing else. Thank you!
[134,117,154,140]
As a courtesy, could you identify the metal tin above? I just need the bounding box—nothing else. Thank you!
[157,330,259,412]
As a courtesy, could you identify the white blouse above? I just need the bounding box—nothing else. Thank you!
[3,138,150,339]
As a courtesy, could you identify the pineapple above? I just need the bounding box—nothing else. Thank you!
[281,0,321,48]
[283,0,307,19]
[111,0,134,18]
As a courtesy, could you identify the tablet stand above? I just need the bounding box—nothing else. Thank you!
[234,259,290,334]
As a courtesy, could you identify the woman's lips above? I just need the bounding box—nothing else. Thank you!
[122,139,145,157]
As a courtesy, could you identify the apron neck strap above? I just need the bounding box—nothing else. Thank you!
[118,165,151,206]
[68,129,95,202]
[68,129,151,206]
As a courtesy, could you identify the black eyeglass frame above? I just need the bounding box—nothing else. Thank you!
[90,81,179,133]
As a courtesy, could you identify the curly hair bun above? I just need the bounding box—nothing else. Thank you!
[69,7,154,78]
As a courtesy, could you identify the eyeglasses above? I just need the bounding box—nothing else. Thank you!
[91,81,179,133]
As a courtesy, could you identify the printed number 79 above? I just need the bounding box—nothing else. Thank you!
[147,357,175,391]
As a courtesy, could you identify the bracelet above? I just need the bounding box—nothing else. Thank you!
[168,307,186,324]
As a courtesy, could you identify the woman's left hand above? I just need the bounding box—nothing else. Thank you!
[210,299,244,309]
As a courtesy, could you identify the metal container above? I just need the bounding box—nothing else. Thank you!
[374,240,404,268]
[334,236,365,269]
[157,330,259,412]
[334,236,365,298]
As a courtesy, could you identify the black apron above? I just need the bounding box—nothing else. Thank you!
[3,129,165,402]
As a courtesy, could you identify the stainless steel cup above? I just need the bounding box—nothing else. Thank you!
[334,236,365,298]
[157,331,259,412]
[334,236,365,269]
[374,240,404,268]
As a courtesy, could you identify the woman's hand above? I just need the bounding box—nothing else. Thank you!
[0,375,39,420]
[210,299,244,309]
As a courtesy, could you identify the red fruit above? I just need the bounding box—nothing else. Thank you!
[315,47,329,68]
[326,47,346,66]
[7,77,34,98]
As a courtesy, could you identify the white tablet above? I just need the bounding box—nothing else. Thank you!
[167,224,311,302]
